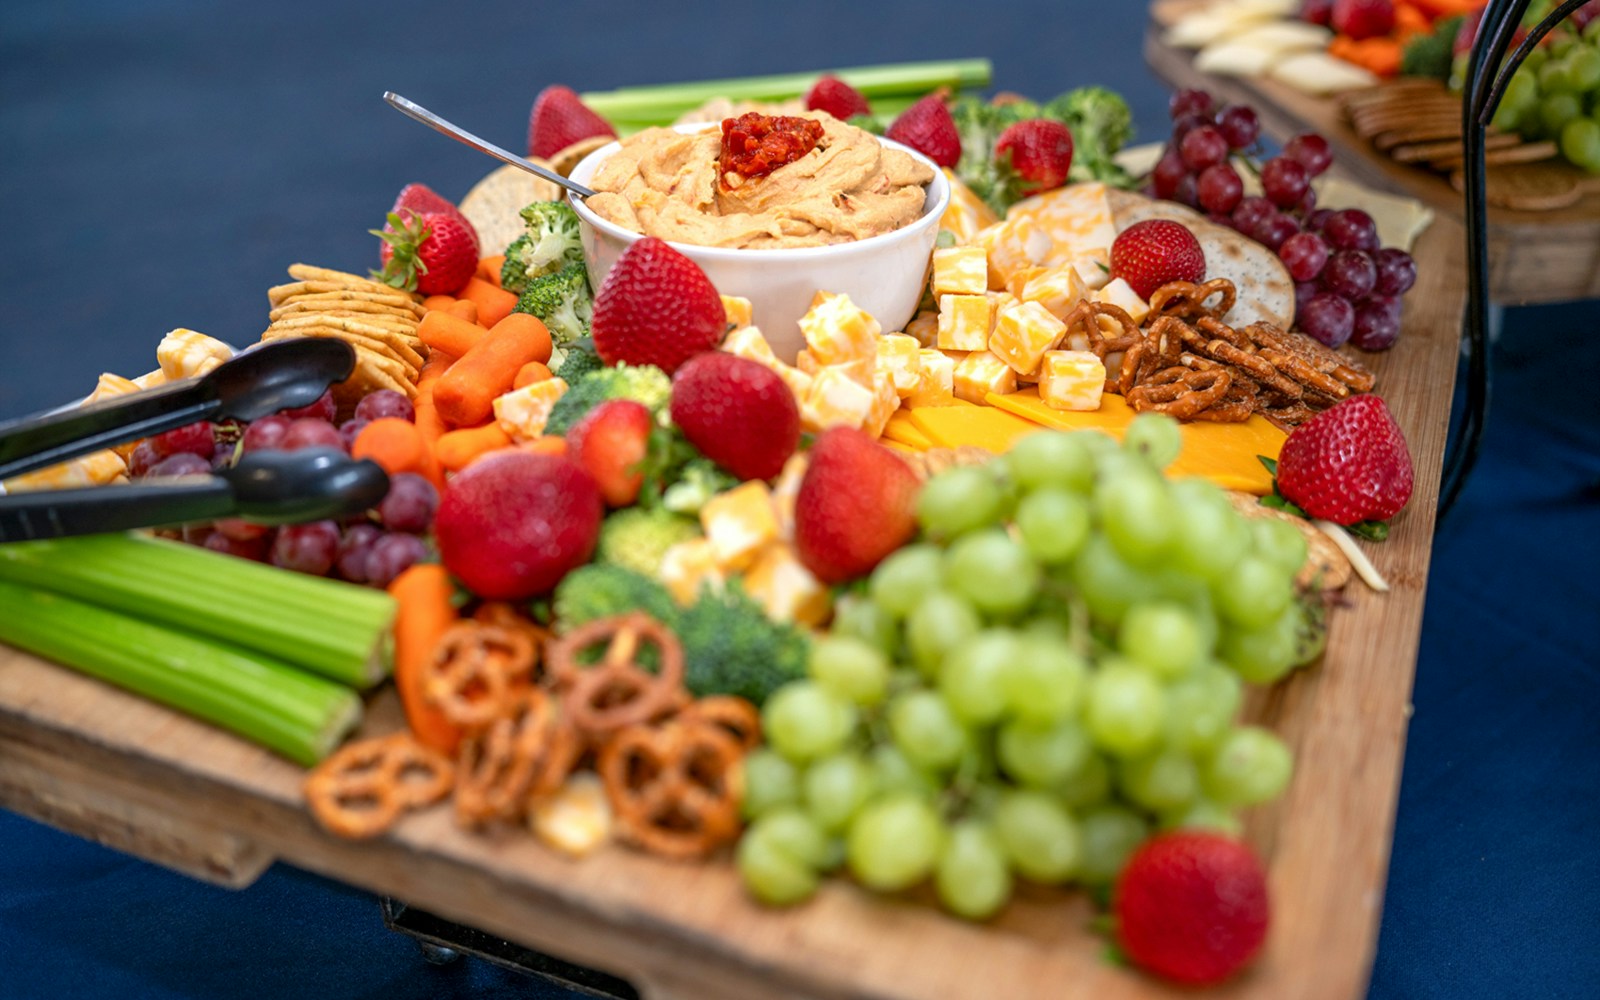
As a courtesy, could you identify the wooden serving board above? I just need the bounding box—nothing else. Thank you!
[0,219,1465,1000]
[1146,1,1600,305]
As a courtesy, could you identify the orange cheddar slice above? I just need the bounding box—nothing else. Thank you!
[906,404,1042,454]
[883,409,935,450]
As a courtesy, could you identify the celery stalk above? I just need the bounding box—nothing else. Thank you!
[0,534,394,689]
[0,579,361,766]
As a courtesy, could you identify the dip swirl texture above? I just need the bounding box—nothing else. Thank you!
[585,115,936,250]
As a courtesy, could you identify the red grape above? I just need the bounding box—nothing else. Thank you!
[1305,208,1334,232]
[1351,297,1402,351]
[1372,248,1417,295]
[1296,186,1317,217]
[1169,88,1215,120]
[278,389,336,423]
[181,521,213,545]
[1215,104,1261,149]
[1298,293,1355,347]
[1294,280,1320,314]
[270,520,340,576]
[336,523,382,583]
[1283,133,1333,176]
[365,533,428,588]
[377,472,439,533]
[1172,173,1200,209]
[1257,214,1301,252]
[241,415,292,453]
[204,530,269,562]
[1232,195,1276,232]
[281,418,344,452]
[151,421,216,459]
[338,418,370,452]
[149,453,211,478]
[354,390,415,423]
[1322,209,1378,251]
[215,517,271,542]
[1301,0,1334,27]
[128,439,161,478]
[1321,250,1377,300]
[1261,157,1310,208]
[1170,111,1211,145]
[1179,125,1229,172]
[1279,231,1330,282]
[1198,162,1245,214]
[1152,148,1189,200]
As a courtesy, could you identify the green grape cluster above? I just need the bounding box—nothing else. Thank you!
[1491,19,1600,174]
[736,416,1313,920]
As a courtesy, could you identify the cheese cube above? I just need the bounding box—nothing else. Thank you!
[720,294,754,331]
[1006,183,1118,259]
[1038,350,1108,411]
[989,301,1069,376]
[745,543,832,626]
[722,324,779,366]
[493,377,569,441]
[530,773,613,858]
[907,349,957,407]
[865,372,901,438]
[800,291,880,366]
[904,310,940,349]
[941,168,1000,244]
[1072,250,1112,292]
[936,294,993,352]
[833,359,876,389]
[659,537,725,605]
[975,215,1054,290]
[985,290,1018,320]
[776,364,814,400]
[1094,277,1151,326]
[3,450,128,493]
[132,369,168,391]
[952,350,1018,403]
[158,329,233,380]
[699,481,780,571]
[1019,264,1090,321]
[802,366,877,432]
[771,453,809,540]
[796,349,821,376]
[931,246,989,297]
[86,373,141,404]
[876,334,923,395]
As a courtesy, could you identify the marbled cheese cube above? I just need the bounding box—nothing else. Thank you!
[800,291,880,366]
[722,324,778,366]
[941,168,1000,244]
[936,294,993,352]
[86,373,141,404]
[659,537,725,605]
[796,349,821,376]
[1019,264,1090,320]
[931,245,989,297]
[771,453,809,541]
[776,364,814,401]
[906,349,957,407]
[700,481,780,571]
[1072,249,1112,292]
[952,350,1017,403]
[720,294,754,331]
[132,369,168,390]
[802,366,876,433]
[904,309,940,349]
[989,301,1068,376]
[3,450,128,493]
[493,377,568,441]
[530,773,613,858]
[865,372,901,438]
[158,329,233,380]
[1038,350,1107,411]
[745,543,832,626]
[876,334,923,395]
[975,214,1054,290]
[1094,277,1150,326]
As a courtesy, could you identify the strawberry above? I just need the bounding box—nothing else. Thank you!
[995,120,1075,195]
[1331,0,1394,40]
[590,237,726,373]
[567,399,654,507]
[793,427,920,584]
[885,93,961,168]
[1110,219,1207,301]
[1275,394,1413,524]
[1299,0,1333,26]
[670,353,799,481]
[527,84,617,160]
[804,75,871,121]
[372,209,480,296]
[1114,832,1270,986]
[393,182,479,247]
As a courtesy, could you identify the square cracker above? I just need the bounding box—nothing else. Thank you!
[261,329,419,382]
[269,298,423,323]
[268,280,419,307]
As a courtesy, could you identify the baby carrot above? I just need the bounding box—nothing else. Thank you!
[513,361,554,389]
[446,298,479,324]
[410,351,454,487]
[518,436,569,458]
[478,255,507,286]
[351,418,427,477]
[436,423,514,472]
[422,294,457,313]
[418,310,488,359]
[433,313,554,427]
[387,564,461,755]
[460,276,518,328]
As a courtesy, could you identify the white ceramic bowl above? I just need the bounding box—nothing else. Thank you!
[568,124,950,363]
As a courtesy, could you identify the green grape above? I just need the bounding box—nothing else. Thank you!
[762,681,857,764]
[1014,487,1091,565]
[1218,600,1302,685]
[906,590,983,677]
[1001,634,1088,724]
[1118,749,1200,812]
[1168,480,1250,581]
[940,630,1020,725]
[1549,32,1577,61]
[869,743,941,798]
[1203,726,1293,807]
[1164,665,1243,754]
[869,544,945,619]
[742,747,802,819]
[1096,466,1178,566]
[1005,431,1095,494]
[1250,518,1308,578]
[1151,570,1222,657]
[808,634,891,706]
[998,717,1091,787]
[888,689,969,772]
[1491,98,1525,134]
[993,789,1080,884]
[1561,118,1600,173]
[1077,805,1150,884]
[1160,798,1243,837]
[1056,752,1112,808]
[1541,91,1584,139]
[1119,601,1205,679]
[1212,553,1293,629]
[1122,412,1183,469]
[935,820,1013,920]
[738,823,820,906]
[1293,596,1328,667]
[752,805,834,868]
[917,465,1005,539]
[846,793,944,891]
[1586,16,1600,42]
[1085,660,1166,757]
[1068,534,1163,625]
[1567,45,1600,91]
[944,529,1042,618]
[830,593,898,657]
[1540,57,1574,95]
[802,751,878,834]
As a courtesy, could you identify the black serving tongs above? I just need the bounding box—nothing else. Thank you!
[0,338,389,542]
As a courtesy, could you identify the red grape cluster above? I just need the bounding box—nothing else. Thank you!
[1150,88,1417,352]
[135,388,435,587]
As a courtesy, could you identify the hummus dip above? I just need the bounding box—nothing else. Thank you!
[585,115,935,250]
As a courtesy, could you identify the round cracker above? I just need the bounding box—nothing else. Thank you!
[1224,490,1352,591]
[459,163,564,259]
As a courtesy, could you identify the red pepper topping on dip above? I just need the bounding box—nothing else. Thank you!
[719,113,825,181]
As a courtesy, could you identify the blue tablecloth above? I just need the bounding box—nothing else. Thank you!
[3,2,1597,997]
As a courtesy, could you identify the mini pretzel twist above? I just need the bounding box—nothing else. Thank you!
[1127,367,1236,420]
[453,687,582,827]
[597,720,745,860]
[424,622,537,732]
[1062,300,1141,359]
[548,613,687,741]
[1148,278,1237,322]
[677,696,762,753]
[304,733,454,840]
[472,602,555,687]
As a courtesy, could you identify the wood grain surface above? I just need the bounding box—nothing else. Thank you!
[0,219,1465,1000]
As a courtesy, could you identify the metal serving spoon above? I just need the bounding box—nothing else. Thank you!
[383,92,597,199]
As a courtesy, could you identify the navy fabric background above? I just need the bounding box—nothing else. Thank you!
[2,1,1597,997]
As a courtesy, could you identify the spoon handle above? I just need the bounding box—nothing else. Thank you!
[383,92,597,199]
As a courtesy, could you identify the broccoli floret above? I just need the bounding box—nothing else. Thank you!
[597,507,702,578]
[501,201,584,293]
[514,262,593,347]
[660,457,740,516]
[1042,86,1135,188]
[554,343,604,383]
[543,362,672,437]
[677,585,810,705]
[1401,15,1463,81]
[551,563,679,633]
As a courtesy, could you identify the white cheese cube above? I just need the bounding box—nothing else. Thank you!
[1094,277,1151,327]
[1071,250,1113,292]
